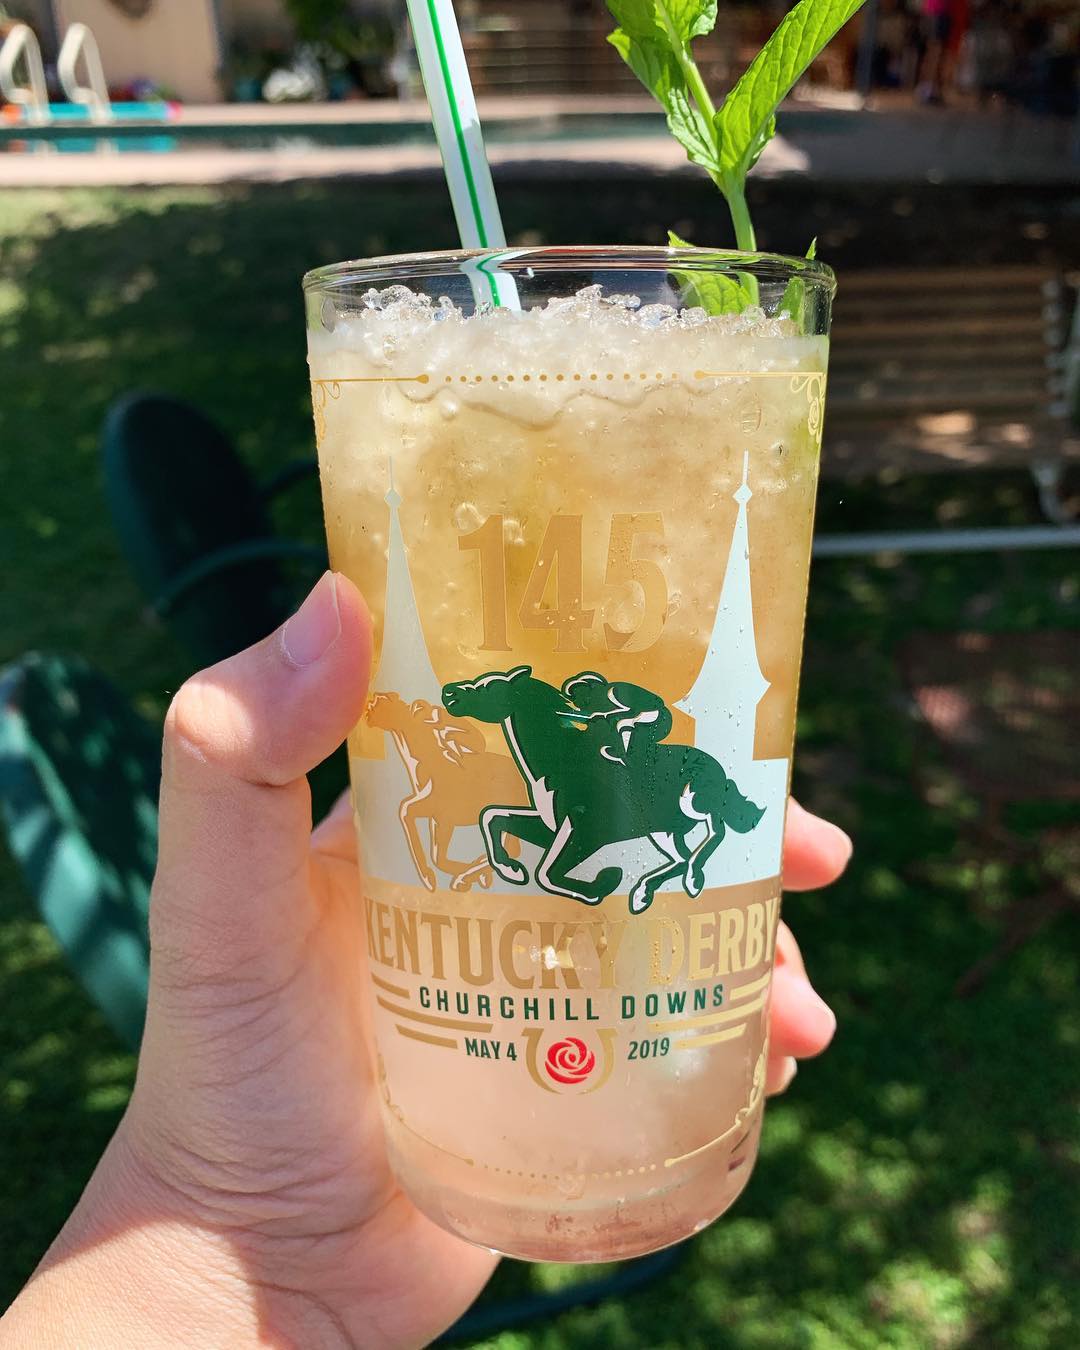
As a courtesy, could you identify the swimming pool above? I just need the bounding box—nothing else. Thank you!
[0,109,847,156]
[0,112,654,155]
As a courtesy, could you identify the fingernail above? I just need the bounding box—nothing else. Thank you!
[282,573,340,667]
[779,1056,798,1091]
[795,801,854,866]
[779,967,838,1043]
[826,820,855,865]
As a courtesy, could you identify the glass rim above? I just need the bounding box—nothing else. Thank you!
[303,245,836,296]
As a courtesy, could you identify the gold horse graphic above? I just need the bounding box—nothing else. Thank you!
[367,692,527,891]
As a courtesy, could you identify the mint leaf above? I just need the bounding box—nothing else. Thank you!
[743,113,776,174]
[607,30,718,173]
[778,238,821,327]
[608,0,865,300]
[668,232,753,315]
[665,0,717,42]
[667,86,721,173]
[608,4,721,174]
[714,0,865,185]
[607,1,717,44]
[607,0,664,40]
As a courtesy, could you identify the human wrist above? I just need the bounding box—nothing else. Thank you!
[1,1123,349,1349]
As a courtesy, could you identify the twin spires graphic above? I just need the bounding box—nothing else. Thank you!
[354,453,789,893]
[373,471,443,707]
[676,451,769,768]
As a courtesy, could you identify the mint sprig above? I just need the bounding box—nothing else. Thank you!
[608,0,866,258]
[778,237,819,324]
[667,230,752,313]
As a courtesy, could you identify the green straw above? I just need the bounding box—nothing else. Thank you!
[404,0,519,308]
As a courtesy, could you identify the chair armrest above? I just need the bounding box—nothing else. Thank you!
[259,457,319,502]
[154,539,327,617]
[1063,280,1080,429]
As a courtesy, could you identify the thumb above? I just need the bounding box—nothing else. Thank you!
[147,571,371,993]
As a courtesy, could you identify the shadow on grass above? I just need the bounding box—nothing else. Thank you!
[3,177,1077,701]
[458,549,1079,1349]
[0,180,1078,1343]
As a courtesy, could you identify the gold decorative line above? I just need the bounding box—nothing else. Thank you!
[480,1160,661,1181]
[789,371,827,448]
[388,1109,475,1166]
[379,1062,476,1168]
[663,1044,768,1169]
[311,378,341,441]
[376,995,492,1034]
[396,1025,458,1050]
[650,989,767,1034]
[663,1116,756,1170]
[380,1037,668,1183]
[664,1123,743,1170]
[367,977,410,999]
[584,1029,619,1095]
[729,971,772,1002]
[674,1023,747,1051]
[371,972,410,999]
[694,369,826,380]
[314,369,824,386]
[311,374,430,385]
[521,1026,556,1094]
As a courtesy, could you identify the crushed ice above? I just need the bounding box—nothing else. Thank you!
[310,282,818,428]
[354,281,788,337]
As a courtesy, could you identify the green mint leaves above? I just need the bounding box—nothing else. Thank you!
[667,231,752,314]
[607,1,718,46]
[608,4,721,179]
[608,0,867,263]
[608,31,717,174]
[778,237,819,324]
[714,0,865,185]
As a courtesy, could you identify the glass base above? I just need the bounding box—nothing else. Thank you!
[389,1114,763,1264]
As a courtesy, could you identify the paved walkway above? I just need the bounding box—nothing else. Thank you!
[0,95,1074,188]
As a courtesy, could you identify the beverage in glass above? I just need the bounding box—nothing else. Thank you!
[305,246,833,1261]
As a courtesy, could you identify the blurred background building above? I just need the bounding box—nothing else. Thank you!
[2,0,1076,113]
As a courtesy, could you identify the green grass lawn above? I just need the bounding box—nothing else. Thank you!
[1,182,1078,1347]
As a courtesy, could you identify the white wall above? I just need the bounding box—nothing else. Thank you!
[52,0,223,102]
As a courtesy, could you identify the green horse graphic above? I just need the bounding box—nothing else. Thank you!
[442,666,765,915]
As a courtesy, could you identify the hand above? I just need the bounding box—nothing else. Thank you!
[767,799,847,1094]
[2,574,848,1349]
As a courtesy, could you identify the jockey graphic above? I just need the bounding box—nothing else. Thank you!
[443,665,765,913]
[559,671,672,768]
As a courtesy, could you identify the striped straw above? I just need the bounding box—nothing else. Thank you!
[404,0,519,308]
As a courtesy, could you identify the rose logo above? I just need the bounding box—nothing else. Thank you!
[544,1037,596,1086]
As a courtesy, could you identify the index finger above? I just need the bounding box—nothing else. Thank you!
[783,798,853,891]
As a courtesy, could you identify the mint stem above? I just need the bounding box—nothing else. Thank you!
[654,7,759,283]
[726,185,757,254]
[722,184,759,303]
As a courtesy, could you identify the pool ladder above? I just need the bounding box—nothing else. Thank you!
[1,20,113,124]
[0,22,48,124]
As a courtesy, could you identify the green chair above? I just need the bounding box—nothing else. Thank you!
[102,391,346,815]
[0,653,158,1050]
[102,392,326,668]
